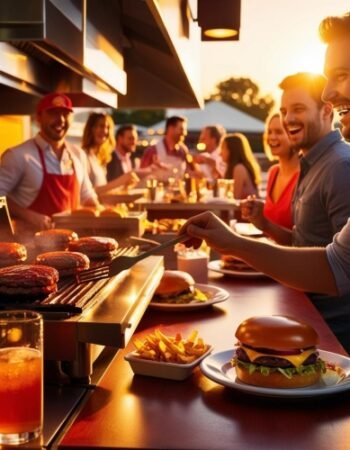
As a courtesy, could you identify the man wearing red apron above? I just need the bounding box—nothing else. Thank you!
[0,93,99,230]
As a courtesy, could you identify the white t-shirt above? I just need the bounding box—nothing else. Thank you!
[199,147,226,181]
[0,134,98,208]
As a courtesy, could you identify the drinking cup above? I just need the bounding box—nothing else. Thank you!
[217,179,227,198]
[177,251,209,284]
[146,178,158,201]
[0,311,43,445]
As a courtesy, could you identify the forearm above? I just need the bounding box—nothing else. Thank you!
[262,219,293,246]
[229,236,338,295]
[7,198,52,229]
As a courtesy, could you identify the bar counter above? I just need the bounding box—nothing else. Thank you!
[58,274,350,450]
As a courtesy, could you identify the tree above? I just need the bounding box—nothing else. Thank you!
[208,77,274,121]
[111,109,165,127]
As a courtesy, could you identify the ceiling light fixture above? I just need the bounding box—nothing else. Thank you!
[197,0,241,41]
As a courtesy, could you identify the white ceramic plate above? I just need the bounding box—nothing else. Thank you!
[200,349,350,398]
[233,222,264,237]
[148,284,229,311]
[125,346,213,380]
[208,260,265,278]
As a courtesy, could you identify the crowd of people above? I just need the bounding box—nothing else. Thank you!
[0,10,350,349]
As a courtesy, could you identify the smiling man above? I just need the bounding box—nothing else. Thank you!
[280,72,350,247]
[0,93,99,230]
[180,11,350,352]
[321,13,350,140]
[242,71,350,248]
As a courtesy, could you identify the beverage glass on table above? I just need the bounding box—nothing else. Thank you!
[0,311,43,445]
[146,178,158,202]
[217,179,227,198]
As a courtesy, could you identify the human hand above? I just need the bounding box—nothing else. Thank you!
[121,171,140,187]
[179,211,238,253]
[240,196,266,231]
[26,210,53,230]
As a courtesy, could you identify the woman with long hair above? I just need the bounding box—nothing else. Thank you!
[82,112,138,195]
[262,112,300,229]
[221,133,261,200]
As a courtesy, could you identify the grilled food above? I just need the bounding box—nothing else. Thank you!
[34,228,78,251]
[0,264,59,296]
[35,251,90,277]
[0,242,27,267]
[68,236,119,259]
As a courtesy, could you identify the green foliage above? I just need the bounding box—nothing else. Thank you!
[111,109,166,127]
[208,77,275,121]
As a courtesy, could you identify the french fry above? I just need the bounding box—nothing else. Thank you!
[133,329,209,364]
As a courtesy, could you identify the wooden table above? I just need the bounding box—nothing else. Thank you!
[135,198,239,222]
[57,275,349,450]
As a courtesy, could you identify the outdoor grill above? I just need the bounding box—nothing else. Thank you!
[0,253,164,383]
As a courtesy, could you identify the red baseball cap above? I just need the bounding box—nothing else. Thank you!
[36,93,73,114]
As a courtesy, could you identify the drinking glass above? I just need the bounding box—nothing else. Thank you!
[0,311,43,445]
[146,178,158,202]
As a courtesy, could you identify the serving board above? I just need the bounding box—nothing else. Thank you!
[52,211,147,238]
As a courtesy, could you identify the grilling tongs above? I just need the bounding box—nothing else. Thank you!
[76,234,188,284]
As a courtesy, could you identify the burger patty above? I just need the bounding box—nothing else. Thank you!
[68,237,119,259]
[0,242,27,264]
[36,251,90,270]
[236,347,319,368]
[0,264,59,287]
[153,286,193,301]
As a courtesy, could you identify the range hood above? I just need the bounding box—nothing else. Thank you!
[0,0,203,113]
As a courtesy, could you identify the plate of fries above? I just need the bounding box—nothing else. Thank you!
[125,329,212,380]
[149,284,229,311]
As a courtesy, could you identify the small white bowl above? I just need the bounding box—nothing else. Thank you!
[124,346,212,381]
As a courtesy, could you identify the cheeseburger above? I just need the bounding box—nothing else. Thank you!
[152,270,195,303]
[232,316,325,389]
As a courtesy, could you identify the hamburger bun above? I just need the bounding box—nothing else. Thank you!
[153,270,195,300]
[35,251,90,277]
[34,229,78,252]
[99,207,122,218]
[68,236,119,259]
[221,255,255,272]
[0,264,59,297]
[233,316,323,389]
[71,207,98,217]
[0,242,27,267]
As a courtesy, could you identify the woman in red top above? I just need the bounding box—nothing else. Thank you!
[262,113,300,229]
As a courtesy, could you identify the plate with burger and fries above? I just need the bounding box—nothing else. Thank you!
[200,316,349,398]
[148,270,230,311]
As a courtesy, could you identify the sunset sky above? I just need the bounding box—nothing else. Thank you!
[199,0,350,103]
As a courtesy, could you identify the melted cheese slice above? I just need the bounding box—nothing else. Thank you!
[242,345,315,367]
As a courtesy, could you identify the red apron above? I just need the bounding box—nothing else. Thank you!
[28,142,79,216]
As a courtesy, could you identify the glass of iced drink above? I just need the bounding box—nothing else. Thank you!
[0,311,43,445]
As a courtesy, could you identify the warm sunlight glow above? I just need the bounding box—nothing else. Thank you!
[282,42,326,77]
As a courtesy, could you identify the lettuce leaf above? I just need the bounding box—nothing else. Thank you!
[231,358,325,379]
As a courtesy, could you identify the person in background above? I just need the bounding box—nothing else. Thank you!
[106,124,139,182]
[0,93,99,230]
[193,125,226,181]
[242,72,350,247]
[140,116,198,182]
[81,114,138,196]
[221,133,261,200]
[245,113,300,229]
[180,12,350,353]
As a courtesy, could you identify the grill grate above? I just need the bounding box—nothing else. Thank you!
[0,246,139,317]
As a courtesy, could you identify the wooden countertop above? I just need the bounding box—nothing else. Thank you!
[58,275,350,450]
